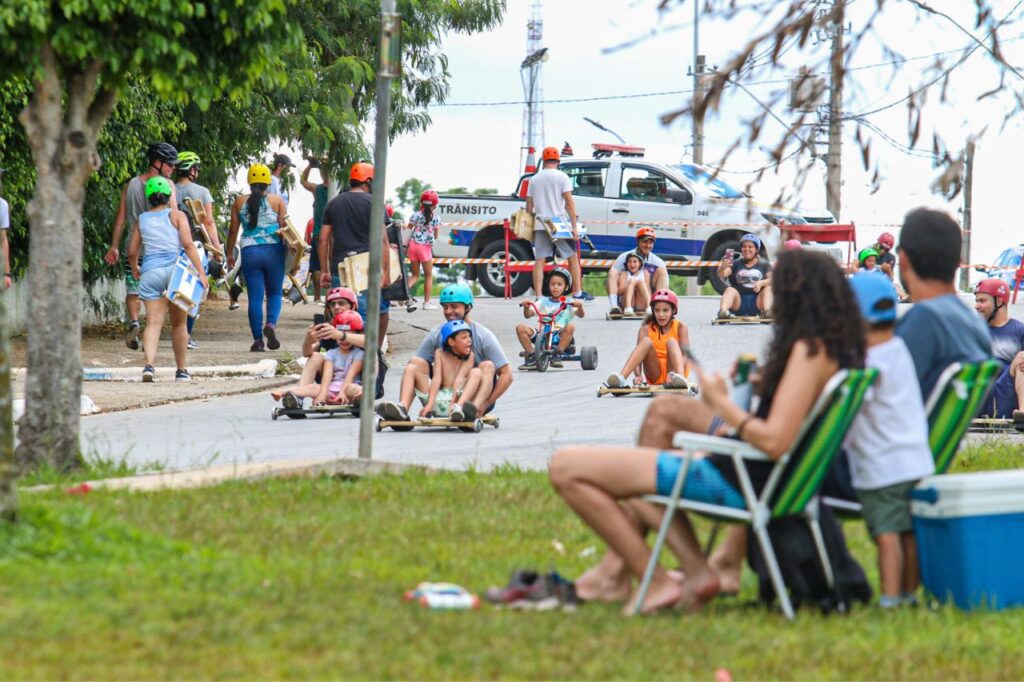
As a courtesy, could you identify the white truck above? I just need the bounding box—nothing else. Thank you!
[435,145,838,297]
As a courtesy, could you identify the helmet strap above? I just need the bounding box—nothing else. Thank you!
[988,299,1004,324]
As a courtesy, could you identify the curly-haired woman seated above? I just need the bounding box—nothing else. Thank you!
[548,250,866,615]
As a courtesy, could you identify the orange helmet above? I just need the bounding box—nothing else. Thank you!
[541,146,560,163]
[636,227,656,242]
[349,162,374,183]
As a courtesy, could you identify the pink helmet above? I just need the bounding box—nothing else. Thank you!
[326,287,357,307]
[783,239,803,251]
[651,289,678,314]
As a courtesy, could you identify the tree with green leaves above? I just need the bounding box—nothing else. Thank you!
[0,1,299,471]
[395,177,430,210]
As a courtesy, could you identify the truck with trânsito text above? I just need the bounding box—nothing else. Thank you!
[435,144,837,297]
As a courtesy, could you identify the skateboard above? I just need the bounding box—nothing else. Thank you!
[271,403,358,420]
[597,384,698,398]
[969,418,1024,435]
[712,315,773,326]
[376,415,500,433]
[605,311,646,321]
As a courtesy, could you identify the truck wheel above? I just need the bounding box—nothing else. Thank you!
[478,239,533,298]
[580,346,598,370]
[707,240,741,295]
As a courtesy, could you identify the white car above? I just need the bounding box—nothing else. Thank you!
[436,145,837,297]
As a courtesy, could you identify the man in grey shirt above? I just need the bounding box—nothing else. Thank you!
[376,284,511,421]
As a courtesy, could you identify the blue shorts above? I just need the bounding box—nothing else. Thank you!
[356,289,391,316]
[988,364,1018,418]
[736,292,759,317]
[655,451,745,508]
[138,263,174,301]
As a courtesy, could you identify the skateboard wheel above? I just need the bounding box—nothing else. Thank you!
[473,419,484,433]
[375,418,383,432]
[391,424,415,432]
[492,417,500,429]
[271,409,279,420]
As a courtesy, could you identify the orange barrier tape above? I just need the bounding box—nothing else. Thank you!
[444,220,847,229]
[423,257,721,268]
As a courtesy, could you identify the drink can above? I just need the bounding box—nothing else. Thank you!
[735,353,757,385]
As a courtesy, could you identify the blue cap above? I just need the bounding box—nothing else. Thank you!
[850,271,898,324]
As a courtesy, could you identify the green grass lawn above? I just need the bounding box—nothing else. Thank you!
[1,442,1022,679]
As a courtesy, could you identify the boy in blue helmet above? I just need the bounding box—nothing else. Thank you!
[419,319,483,420]
[516,266,584,369]
[846,271,933,608]
[716,233,772,319]
[376,284,512,420]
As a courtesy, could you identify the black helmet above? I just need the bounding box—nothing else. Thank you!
[273,153,295,168]
[147,142,179,165]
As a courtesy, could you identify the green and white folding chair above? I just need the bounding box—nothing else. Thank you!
[824,359,1002,516]
[634,368,877,619]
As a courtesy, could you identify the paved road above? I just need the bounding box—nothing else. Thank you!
[81,296,774,472]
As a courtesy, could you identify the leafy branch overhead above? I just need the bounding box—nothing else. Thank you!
[657,0,1022,201]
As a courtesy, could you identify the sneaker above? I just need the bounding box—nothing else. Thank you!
[549,359,564,368]
[758,309,771,319]
[175,368,192,382]
[717,309,733,320]
[405,300,418,313]
[141,365,155,383]
[423,301,439,310]
[263,323,280,350]
[518,361,536,371]
[228,300,240,311]
[606,372,628,388]
[623,306,634,315]
[609,305,622,315]
[450,403,465,422]
[187,337,198,350]
[378,400,409,421]
[250,339,266,352]
[461,401,478,420]
[666,372,689,389]
[573,291,595,301]
[485,570,543,605]
[282,391,303,411]
[1012,409,1024,424]
[125,321,141,351]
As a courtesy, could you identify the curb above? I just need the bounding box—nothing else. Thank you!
[13,359,278,382]
[13,395,98,419]
[24,457,433,493]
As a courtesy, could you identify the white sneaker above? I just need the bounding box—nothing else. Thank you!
[623,307,634,315]
[423,301,439,310]
[450,403,465,421]
[606,372,628,388]
[666,372,688,389]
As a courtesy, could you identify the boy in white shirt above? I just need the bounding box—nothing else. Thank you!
[847,272,935,608]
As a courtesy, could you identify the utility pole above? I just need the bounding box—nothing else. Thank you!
[960,140,975,292]
[357,0,400,460]
[826,0,845,221]
[692,0,705,164]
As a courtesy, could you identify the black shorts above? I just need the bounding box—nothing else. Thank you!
[309,244,321,272]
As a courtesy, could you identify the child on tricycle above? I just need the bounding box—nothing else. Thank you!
[605,289,690,389]
[516,266,584,370]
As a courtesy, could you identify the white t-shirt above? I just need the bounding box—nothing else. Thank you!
[610,249,666,276]
[0,197,9,230]
[843,336,935,490]
[527,168,572,221]
[268,175,289,204]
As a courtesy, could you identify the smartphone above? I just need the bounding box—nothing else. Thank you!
[313,313,325,326]
[724,248,735,261]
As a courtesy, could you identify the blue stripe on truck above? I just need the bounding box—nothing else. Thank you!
[448,228,706,259]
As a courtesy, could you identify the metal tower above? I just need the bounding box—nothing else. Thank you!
[519,0,546,171]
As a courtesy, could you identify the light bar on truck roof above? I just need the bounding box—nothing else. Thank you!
[592,143,645,158]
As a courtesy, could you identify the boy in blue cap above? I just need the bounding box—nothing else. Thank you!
[846,271,934,608]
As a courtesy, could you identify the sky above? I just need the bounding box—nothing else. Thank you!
[288,0,1024,268]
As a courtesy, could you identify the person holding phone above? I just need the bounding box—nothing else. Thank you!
[716,233,772,320]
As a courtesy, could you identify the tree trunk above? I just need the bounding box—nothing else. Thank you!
[14,44,117,471]
[0,280,16,521]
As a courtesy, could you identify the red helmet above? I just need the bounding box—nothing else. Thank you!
[333,310,364,332]
[877,232,895,250]
[326,287,357,307]
[636,226,656,242]
[349,162,374,183]
[420,189,439,208]
[651,289,678,314]
[385,203,394,218]
[975,278,1010,305]
[541,146,560,162]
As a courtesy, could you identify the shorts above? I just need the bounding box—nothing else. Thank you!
[857,480,918,536]
[138,263,175,301]
[986,365,1018,418]
[528,329,563,347]
[533,230,576,260]
[648,358,669,386]
[655,452,745,508]
[309,244,321,272]
[356,288,391,316]
[122,254,139,295]
[406,241,434,263]
[415,387,455,417]
[735,292,759,317]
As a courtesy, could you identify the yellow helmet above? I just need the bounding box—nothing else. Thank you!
[247,163,271,185]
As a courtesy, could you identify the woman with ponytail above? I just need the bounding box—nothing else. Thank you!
[405,189,441,310]
[228,163,289,352]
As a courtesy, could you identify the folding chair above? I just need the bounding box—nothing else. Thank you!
[634,368,878,619]
[823,359,1002,516]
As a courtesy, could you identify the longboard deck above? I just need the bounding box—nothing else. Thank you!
[598,384,698,397]
[272,404,358,420]
[605,312,646,321]
[712,316,773,325]
[376,415,500,433]
[969,418,1024,435]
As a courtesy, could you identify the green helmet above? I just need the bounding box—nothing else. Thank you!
[439,284,474,307]
[145,175,174,199]
[858,247,880,263]
[176,151,201,171]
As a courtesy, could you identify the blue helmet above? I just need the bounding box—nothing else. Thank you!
[439,284,474,308]
[740,233,762,251]
[440,319,473,352]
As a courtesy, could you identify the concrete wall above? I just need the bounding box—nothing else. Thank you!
[4,277,126,333]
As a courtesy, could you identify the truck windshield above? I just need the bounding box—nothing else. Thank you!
[670,164,747,199]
